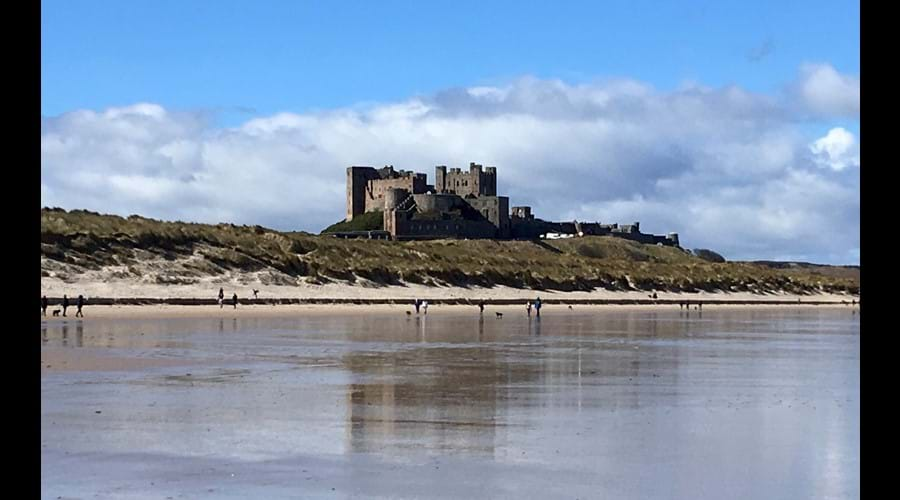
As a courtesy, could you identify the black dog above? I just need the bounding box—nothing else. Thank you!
[52,309,61,317]
[495,312,503,318]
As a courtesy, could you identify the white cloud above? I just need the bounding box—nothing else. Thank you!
[41,67,860,264]
[809,127,860,171]
[795,63,860,118]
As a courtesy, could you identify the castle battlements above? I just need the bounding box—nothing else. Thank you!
[343,163,679,245]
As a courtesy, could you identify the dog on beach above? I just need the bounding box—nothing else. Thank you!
[495,312,503,318]
[52,309,61,317]
[406,311,412,316]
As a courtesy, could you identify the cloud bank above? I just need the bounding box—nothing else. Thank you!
[41,64,860,264]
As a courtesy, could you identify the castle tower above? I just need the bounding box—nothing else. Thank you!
[435,166,447,193]
[383,188,408,211]
[347,166,377,221]
[483,166,497,196]
[383,188,408,237]
[469,163,482,196]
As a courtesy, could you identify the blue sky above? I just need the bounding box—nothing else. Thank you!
[41,1,860,264]
[42,0,858,121]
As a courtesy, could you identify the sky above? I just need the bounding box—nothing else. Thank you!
[41,0,860,264]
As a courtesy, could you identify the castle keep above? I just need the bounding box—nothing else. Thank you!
[342,163,679,246]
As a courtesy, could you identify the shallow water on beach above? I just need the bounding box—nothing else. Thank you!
[41,308,859,499]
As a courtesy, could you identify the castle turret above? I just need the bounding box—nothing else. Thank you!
[383,188,408,211]
[347,166,380,221]
[483,166,497,196]
[435,165,447,193]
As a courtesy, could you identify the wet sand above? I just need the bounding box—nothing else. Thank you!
[42,300,858,321]
[41,308,859,499]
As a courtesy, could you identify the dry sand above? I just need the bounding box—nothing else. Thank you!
[39,276,859,320]
[41,276,858,302]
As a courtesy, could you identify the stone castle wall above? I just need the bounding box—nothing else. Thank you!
[466,196,509,237]
[364,175,426,213]
[347,166,427,220]
[387,209,499,240]
[434,163,496,197]
[346,162,679,246]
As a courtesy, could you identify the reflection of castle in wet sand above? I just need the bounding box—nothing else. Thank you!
[340,313,696,455]
[344,343,507,456]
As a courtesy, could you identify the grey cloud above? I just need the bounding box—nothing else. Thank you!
[789,63,860,119]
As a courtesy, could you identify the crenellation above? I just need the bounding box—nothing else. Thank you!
[343,163,680,246]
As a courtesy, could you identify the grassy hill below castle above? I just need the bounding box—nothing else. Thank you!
[41,208,859,295]
[321,210,384,233]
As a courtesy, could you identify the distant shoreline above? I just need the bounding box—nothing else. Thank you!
[39,296,857,307]
[38,301,860,321]
[40,277,859,314]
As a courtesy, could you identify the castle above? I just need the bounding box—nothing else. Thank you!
[342,163,680,246]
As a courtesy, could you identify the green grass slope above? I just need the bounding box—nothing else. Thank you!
[321,210,384,233]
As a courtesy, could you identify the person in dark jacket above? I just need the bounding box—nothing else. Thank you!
[218,288,225,308]
[75,295,85,317]
[232,293,238,309]
[534,297,542,317]
[62,295,69,317]
[41,295,48,316]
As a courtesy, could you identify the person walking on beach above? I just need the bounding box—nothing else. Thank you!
[252,289,259,300]
[75,295,85,318]
[218,288,224,309]
[534,297,542,317]
[422,300,429,315]
[414,298,421,314]
[41,295,48,316]
[479,301,485,314]
[62,294,69,317]
[526,301,532,317]
[232,293,238,309]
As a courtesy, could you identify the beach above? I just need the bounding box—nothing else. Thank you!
[41,306,860,498]
[38,300,857,323]
[40,276,859,301]
[41,276,858,312]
